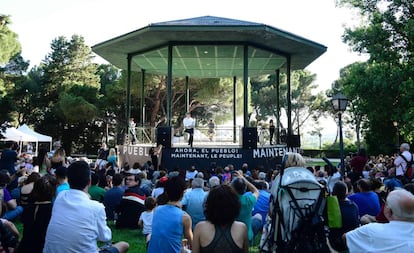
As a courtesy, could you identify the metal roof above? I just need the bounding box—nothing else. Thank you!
[92,16,327,78]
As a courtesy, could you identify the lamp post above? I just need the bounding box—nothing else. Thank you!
[331,92,348,179]
[393,121,399,150]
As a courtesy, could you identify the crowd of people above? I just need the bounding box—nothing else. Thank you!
[0,139,413,252]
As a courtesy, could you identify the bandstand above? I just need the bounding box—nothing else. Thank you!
[92,16,326,170]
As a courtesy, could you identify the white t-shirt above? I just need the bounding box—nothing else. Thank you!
[139,210,154,235]
[183,117,195,129]
[43,189,112,253]
[394,151,412,176]
[346,220,414,253]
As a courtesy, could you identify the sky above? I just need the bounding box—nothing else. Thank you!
[2,0,367,145]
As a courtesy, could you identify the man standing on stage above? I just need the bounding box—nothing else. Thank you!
[183,112,195,147]
[129,118,137,144]
[269,119,275,145]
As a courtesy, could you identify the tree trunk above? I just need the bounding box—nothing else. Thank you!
[150,78,165,127]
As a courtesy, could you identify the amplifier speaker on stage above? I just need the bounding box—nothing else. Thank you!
[242,127,257,149]
[286,134,301,147]
[156,127,172,148]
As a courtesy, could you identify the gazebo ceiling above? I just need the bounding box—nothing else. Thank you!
[92,16,327,78]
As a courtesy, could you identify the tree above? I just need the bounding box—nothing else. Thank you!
[95,64,122,144]
[309,126,323,150]
[0,15,22,132]
[337,0,414,153]
[251,70,328,133]
[4,54,31,125]
[0,15,21,65]
[36,35,101,154]
[116,71,237,130]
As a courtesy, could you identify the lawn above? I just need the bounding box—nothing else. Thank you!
[15,221,261,252]
[110,224,261,252]
[109,223,146,252]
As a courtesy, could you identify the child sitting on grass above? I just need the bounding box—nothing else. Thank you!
[138,196,156,246]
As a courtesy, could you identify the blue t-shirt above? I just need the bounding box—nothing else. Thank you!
[252,190,270,225]
[348,191,380,217]
[181,188,207,229]
[103,186,125,220]
[148,204,184,253]
[56,182,70,196]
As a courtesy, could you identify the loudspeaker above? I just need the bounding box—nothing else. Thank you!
[286,134,301,147]
[156,127,172,148]
[242,127,257,149]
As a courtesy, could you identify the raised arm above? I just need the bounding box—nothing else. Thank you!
[233,171,259,199]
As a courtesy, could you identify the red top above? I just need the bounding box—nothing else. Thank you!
[350,156,368,173]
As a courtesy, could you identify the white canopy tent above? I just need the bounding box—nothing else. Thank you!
[1,127,38,155]
[17,124,52,143]
[1,127,38,142]
[17,124,53,155]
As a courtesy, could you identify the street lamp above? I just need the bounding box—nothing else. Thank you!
[393,121,399,149]
[331,92,348,179]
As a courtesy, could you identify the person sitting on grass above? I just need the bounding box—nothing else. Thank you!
[88,172,106,202]
[103,173,125,222]
[116,173,146,229]
[345,189,414,252]
[0,171,23,221]
[192,184,248,253]
[138,196,157,247]
[0,218,19,253]
[148,176,193,253]
[43,161,129,253]
[231,171,259,244]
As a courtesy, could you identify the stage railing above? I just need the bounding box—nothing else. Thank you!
[173,126,242,145]
[126,127,156,144]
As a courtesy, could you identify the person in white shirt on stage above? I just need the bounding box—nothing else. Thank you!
[183,112,196,147]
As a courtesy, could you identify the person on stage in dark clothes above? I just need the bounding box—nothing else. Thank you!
[269,119,275,145]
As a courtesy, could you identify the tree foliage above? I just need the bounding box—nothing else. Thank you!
[251,70,327,133]
[337,0,414,154]
[32,35,101,153]
[0,15,22,133]
[0,15,21,65]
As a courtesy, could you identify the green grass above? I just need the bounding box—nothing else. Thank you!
[14,220,147,252]
[15,220,260,252]
[109,223,261,252]
[108,223,146,252]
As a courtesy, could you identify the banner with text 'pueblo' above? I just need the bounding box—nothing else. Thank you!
[118,145,300,171]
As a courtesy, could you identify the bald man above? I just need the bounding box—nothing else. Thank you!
[345,189,414,253]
